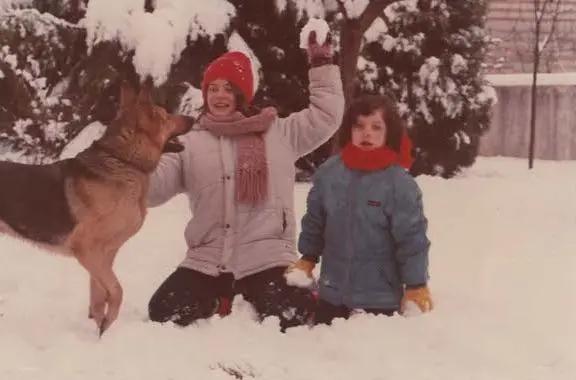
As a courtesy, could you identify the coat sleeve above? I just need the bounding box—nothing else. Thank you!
[297,173,326,262]
[147,152,185,207]
[275,64,345,158]
[389,170,431,286]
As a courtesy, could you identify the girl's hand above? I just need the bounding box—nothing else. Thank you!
[401,285,434,314]
[306,30,334,67]
[284,258,317,288]
[285,258,316,278]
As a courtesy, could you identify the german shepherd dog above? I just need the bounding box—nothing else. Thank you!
[0,81,193,336]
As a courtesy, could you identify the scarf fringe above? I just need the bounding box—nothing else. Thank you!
[199,108,277,206]
[235,168,269,205]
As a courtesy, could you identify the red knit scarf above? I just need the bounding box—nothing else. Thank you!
[199,107,277,205]
[341,131,414,171]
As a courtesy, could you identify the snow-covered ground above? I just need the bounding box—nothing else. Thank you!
[0,156,574,380]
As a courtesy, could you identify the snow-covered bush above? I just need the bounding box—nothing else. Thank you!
[0,0,497,177]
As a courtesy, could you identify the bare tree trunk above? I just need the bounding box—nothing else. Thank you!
[338,20,363,107]
[529,0,561,169]
[332,0,394,152]
[528,5,541,170]
[144,0,155,13]
[68,0,82,22]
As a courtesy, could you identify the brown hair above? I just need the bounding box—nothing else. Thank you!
[200,82,260,117]
[338,93,407,152]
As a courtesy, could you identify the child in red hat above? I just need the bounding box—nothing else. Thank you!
[201,51,255,109]
[147,30,345,332]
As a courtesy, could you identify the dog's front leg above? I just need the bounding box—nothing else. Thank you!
[88,276,107,325]
[76,249,123,337]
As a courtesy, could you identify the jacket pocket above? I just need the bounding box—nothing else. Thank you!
[361,200,388,228]
[185,219,220,249]
[236,207,284,244]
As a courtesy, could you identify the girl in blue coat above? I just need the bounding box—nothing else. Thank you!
[287,94,433,325]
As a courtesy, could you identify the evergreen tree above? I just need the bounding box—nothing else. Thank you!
[360,0,497,177]
[0,8,86,161]
[0,1,234,162]
[0,0,496,178]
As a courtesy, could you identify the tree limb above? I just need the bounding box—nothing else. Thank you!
[335,0,349,19]
[359,0,396,32]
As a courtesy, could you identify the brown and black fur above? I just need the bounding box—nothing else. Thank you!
[0,81,193,336]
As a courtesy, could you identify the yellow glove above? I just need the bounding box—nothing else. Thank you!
[401,286,434,314]
[285,258,316,278]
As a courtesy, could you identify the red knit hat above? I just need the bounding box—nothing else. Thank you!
[201,51,254,104]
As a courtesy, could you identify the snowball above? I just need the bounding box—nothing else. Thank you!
[285,268,314,288]
[402,301,423,318]
[299,17,330,49]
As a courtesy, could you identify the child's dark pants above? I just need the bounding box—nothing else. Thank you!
[313,298,396,325]
[148,266,316,332]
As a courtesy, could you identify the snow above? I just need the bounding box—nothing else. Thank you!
[0,155,574,379]
[299,17,330,49]
[0,0,32,12]
[363,17,388,43]
[1,45,18,70]
[83,0,236,85]
[340,0,369,19]
[0,9,80,112]
[59,121,106,160]
[278,0,365,21]
[356,56,378,90]
[450,53,467,75]
[486,72,576,87]
[382,34,397,51]
[0,1,574,377]
[0,148,27,162]
[453,130,471,150]
[384,0,420,23]
[477,85,498,105]
[275,0,288,14]
[285,268,315,288]
[175,83,204,119]
[227,32,262,95]
[283,0,329,20]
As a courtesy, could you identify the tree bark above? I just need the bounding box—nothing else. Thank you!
[333,0,394,152]
[338,20,364,107]
[144,0,155,13]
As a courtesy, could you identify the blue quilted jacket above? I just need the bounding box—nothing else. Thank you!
[298,155,430,310]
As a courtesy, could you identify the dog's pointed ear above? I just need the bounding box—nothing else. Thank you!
[119,80,138,109]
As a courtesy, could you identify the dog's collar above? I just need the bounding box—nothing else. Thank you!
[92,141,152,173]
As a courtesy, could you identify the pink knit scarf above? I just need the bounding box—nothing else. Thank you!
[199,107,277,205]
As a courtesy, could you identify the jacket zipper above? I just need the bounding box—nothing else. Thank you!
[342,173,360,305]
